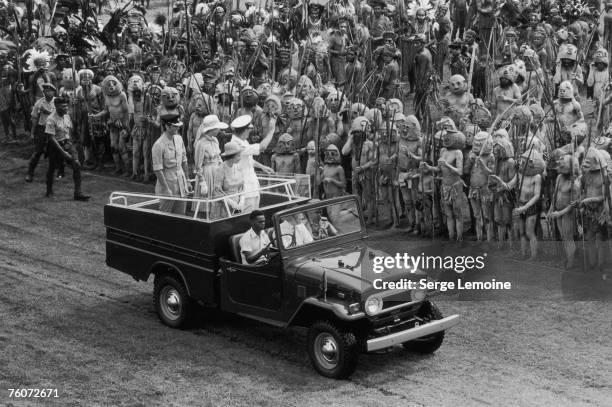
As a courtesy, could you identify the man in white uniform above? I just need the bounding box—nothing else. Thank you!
[230,115,275,211]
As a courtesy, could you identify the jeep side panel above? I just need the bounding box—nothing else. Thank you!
[104,202,304,303]
[105,205,221,302]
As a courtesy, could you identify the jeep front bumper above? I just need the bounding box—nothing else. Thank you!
[366,314,460,352]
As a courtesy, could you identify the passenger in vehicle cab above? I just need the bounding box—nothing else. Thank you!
[239,210,275,264]
[308,210,338,240]
[278,212,314,248]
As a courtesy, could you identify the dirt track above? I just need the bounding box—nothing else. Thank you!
[0,145,611,407]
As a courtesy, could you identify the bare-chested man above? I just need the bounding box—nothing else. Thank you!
[508,150,545,260]
[343,116,375,224]
[397,114,422,232]
[548,153,581,269]
[573,148,610,271]
[376,125,400,227]
[321,144,346,199]
[421,129,467,241]
[92,75,130,174]
[271,133,301,174]
[492,66,522,121]
[551,81,584,136]
[488,137,516,247]
[441,74,475,127]
[465,131,496,241]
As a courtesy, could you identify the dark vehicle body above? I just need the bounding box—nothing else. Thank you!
[105,184,459,378]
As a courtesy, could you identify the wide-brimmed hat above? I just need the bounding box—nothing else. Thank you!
[200,115,229,134]
[221,140,244,157]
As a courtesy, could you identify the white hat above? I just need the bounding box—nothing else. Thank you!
[221,140,244,157]
[199,115,229,134]
[231,115,253,130]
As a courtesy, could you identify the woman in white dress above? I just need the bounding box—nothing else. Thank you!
[193,115,228,213]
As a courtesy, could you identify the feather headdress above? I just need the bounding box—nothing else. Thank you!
[245,6,270,25]
[407,0,436,20]
[148,23,163,37]
[24,48,51,72]
[87,38,108,65]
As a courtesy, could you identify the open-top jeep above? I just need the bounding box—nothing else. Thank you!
[104,174,459,378]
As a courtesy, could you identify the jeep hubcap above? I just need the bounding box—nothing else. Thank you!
[314,333,339,369]
[160,287,182,320]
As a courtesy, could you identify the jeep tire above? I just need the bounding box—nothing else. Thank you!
[307,321,359,379]
[402,300,445,354]
[154,274,192,329]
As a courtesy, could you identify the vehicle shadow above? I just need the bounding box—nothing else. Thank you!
[60,293,456,387]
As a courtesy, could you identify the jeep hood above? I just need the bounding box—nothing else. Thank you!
[289,242,421,294]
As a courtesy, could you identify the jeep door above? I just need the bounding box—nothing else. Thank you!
[219,257,285,321]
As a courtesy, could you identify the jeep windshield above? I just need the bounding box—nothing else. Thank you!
[277,198,364,250]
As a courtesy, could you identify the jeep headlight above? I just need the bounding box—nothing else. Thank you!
[411,287,426,302]
[365,295,383,316]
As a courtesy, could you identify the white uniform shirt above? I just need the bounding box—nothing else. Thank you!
[231,134,261,197]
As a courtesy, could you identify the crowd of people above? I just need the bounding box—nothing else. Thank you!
[1,0,612,275]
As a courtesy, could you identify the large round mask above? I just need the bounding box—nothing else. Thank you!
[581,148,610,172]
[436,116,456,132]
[472,131,493,154]
[101,75,123,96]
[326,91,342,113]
[288,97,304,119]
[160,87,180,108]
[276,133,295,153]
[493,138,514,159]
[386,98,403,115]
[350,116,371,134]
[558,81,574,99]
[568,121,588,144]
[402,115,421,140]
[310,96,328,119]
[241,86,259,107]
[264,95,281,115]
[324,144,341,164]
[78,69,94,86]
[555,153,579,176]
[281,68,298,89]
[520,150,546,176]
[442,130,466,150]
[512,106,533,126]
[350,103,368,119]
[449,74,466,95]
[127,75,144,93]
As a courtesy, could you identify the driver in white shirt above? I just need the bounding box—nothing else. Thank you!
[239,210,273,264]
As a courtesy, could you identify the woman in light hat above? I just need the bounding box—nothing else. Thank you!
[211,140,245,218]
[193,115,228,210]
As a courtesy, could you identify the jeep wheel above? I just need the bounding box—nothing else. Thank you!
[307,321,358,379]
[402,301,444,354]
[154,275,192,329]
